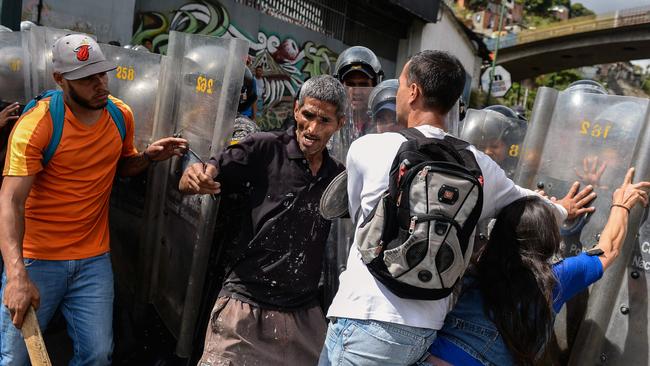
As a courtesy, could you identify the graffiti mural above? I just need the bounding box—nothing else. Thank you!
[132,0,339,130]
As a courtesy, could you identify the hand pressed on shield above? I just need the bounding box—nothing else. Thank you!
[144,137,188,162]
[552,181,596,221]
[612,168,650,211]
[0,102,20,129]
[179,162,220,195]
[574,156,608,190]
[2,273,40,329]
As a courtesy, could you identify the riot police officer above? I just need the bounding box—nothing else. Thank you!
[367,78,403,133]
[460,104,527,178]
[333,46,383,87]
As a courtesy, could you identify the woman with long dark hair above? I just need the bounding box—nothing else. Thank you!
[423,168,650,366]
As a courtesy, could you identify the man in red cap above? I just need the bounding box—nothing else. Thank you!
[0,34,187,365]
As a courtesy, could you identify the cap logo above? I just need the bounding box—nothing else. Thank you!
[74,40,92,62]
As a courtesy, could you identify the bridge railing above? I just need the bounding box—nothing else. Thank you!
[498,5,650,47]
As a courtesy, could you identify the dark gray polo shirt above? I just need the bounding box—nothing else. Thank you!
[208,126,344,309]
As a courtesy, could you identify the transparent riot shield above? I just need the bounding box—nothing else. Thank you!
[27,26,85,96]
[101,44,162,151]
[100,44,163,312]
[324,87,374,306]
[513,86,650,364]
[329,87,374,161]
[142,31,247,357]
[568,106,650,365]
[0,31,30,105]
[460,108,527,179]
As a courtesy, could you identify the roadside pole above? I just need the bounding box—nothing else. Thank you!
[486,0,506,106]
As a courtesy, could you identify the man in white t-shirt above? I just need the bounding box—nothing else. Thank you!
[318,50,596,365]
[254,65,265,120]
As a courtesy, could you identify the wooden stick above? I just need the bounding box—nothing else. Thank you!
[20,306,52,366]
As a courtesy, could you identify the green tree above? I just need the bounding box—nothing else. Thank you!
[535,69,583,90]
[466,0,489,11]
[525,0,571,16]
[480,69,584,116]
[570,3,595,17]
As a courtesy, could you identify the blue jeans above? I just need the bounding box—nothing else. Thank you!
[318,318,437,366]
[0,253,114,366]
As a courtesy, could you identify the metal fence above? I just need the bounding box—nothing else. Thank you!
[515,5,650,46]
[235,0,405,60]
[236,0,347,39]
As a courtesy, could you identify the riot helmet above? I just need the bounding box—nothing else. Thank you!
[461,105,527,168]
[131,44,151,52]
[20,21,36,32]
[367,79,401,132]
[565,80,608,95]
[333,46,383,87]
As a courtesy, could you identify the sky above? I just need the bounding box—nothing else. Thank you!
[576,0,650,14]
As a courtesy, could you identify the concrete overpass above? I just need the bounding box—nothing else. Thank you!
[496,7,650,81]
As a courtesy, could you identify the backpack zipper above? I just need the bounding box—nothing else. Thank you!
[407,214,462,234]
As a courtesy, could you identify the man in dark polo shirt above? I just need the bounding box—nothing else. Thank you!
[179,75,346,366]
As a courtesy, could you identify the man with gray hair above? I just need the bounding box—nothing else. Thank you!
[180,75,346,365]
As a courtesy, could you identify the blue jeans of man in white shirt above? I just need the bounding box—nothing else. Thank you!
[318,317,436,366]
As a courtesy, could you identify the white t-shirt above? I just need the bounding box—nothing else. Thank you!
[326,125,567,330]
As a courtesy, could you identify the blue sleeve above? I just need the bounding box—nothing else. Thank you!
[552,252,604,312]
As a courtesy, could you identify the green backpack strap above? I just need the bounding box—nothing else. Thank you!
[106,98,126,141]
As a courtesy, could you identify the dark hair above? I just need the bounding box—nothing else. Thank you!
[475,196,559,365]
[407,50,466,114]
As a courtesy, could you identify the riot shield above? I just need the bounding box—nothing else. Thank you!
[100,44,163,312]
[324,87,374,307]
[567,104,650,365]
[460,108,527,179]
[0,31,30,105]
[512,86,650,363]
[329,87,374,161]
[27,26,85,96]
[141,31,247,357]
[101,44,162,151]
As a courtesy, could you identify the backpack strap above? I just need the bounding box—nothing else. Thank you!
[42,91,65,166]
[398,127,426,141]
[445,135,483,182]
[399,128,467,166]
[106,98,126,141]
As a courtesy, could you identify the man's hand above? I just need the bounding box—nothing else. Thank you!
[144,137,188,162]
[575,156,608,189]
[179,162,220,195]
[553,181,597,221]
[0,102,20,129]
[3,272,40,329]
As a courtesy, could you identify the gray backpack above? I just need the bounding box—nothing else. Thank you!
[355,128,484,300]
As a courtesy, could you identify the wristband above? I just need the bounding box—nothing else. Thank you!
[611,204,630,214]
[586,247,604,256]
